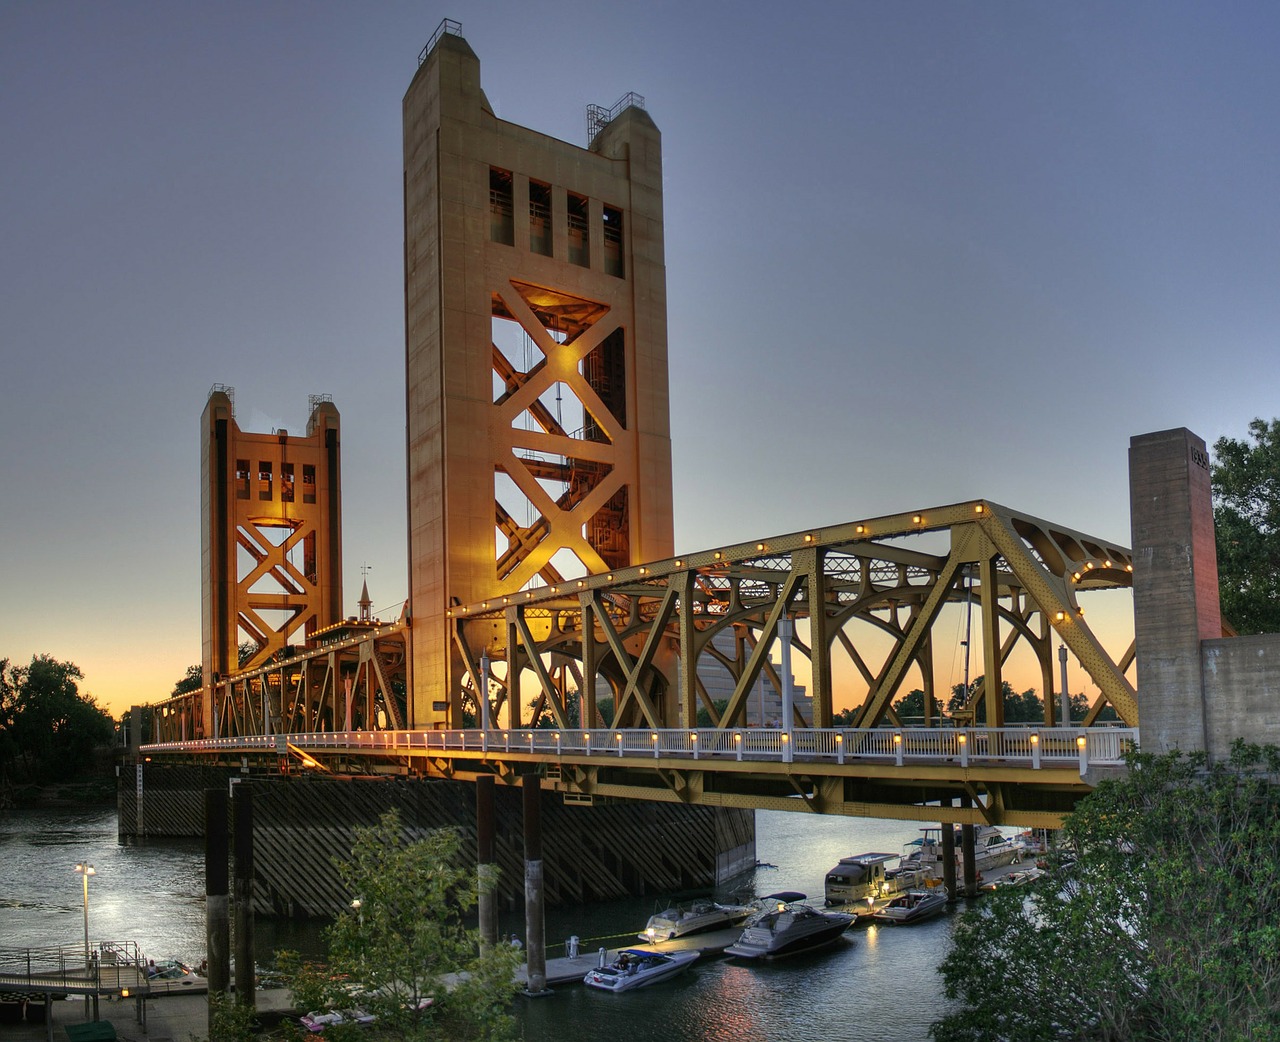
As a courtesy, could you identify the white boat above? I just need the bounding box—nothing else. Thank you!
[901,825,1026,877]
[724,892,853,960]
[639,898,753,941]
[143,958,208,994]
[872,888,948,925]
[583,948,699,992]
[300,1008,376,1032]
[823,852,933,906]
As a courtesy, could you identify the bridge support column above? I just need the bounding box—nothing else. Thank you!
[522,776,550,995]
[959,795,977,898]
[941,811,957,901]
[233,783,255,1009]
[205,787,230,1017]
[476,776,498,953]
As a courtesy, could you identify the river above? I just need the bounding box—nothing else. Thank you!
[0,805,965,1040]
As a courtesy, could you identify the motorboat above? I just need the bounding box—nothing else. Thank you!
[872,888,949,925]
[724,892,854,960]
[583,948,699,992]
[901,825,1026,877]
[143,958,208,993]
[300,1008,376,1032]
[979,867,1045,892]
[639,898,753,941]
[823,852,933,906]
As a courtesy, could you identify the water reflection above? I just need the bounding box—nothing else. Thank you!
[1,806,960,1040]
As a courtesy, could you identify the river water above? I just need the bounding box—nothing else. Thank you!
[0,806,965,1040]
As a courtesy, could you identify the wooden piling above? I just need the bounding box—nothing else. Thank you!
[233,783,255,1007]
[205,787,230,1011]
[522,776,549,994]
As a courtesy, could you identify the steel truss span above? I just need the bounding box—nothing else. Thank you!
[450,500,1137,736]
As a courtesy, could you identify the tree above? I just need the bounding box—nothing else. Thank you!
[283,809,520,1042]
[172,664,202,697]
[894,688,944,724]
[0,655,114,784]
[1212,417,1280,634]
[931,743,1280,1041]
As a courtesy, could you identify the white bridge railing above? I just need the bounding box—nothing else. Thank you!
[142,726,1136,772]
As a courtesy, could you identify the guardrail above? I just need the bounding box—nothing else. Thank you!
[0,942,144,995]
[142,726,1136,773]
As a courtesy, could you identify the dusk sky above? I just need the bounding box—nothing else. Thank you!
[4,2,1280,718]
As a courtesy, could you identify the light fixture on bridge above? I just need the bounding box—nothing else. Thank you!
[690,732,697,742]
[1055,611,1066,622]
[607,574,614,581]
[638,568,647,575]
[781,733,790,743]
[577,580,585,587]
[1030,734,1039,745]
[756,543,766,551]
[446,610,453,617]
[1076,735,1087,749]
[974,504,985,514]
[1126,564,1133,572]
[835,734,842,744]
[912,515,923,524]
[714,551,722,560]
[482,602,489,609]
[651,732,658,743]
[1104,560,1112,568]
[734,733,742,743]
[893,733,902,745]
[502,597,508,604]
[957,734,967,745]
[856,525,866,535]
[803,533,813,542]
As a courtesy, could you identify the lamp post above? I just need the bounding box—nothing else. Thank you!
[75,863,95,968]
[351,897,363,927]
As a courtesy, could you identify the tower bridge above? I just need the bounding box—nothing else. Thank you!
[131,24,1280,923]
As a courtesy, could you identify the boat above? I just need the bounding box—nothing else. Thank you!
[823,852,933,906]
[143,958,208,993]
[872,888,949,925]
[901,825,1026,877]
[582,948,699,992]
[979,867,1045,892]
[638,898,753,941]
[300,1008,376,1032]
[724,892,854,960]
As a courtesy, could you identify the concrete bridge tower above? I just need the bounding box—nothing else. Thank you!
[403,24,674,726]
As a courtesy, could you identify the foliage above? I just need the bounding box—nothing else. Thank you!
[0,655,114,785]
[207,992,258,1042]
[283,809,520,1042]
[945,677,1094,725]
[172,664,203,697]
[932,743,1280,1041]
[1212,417,1280,634]
[894,688,944,723]
[695,698,729,727]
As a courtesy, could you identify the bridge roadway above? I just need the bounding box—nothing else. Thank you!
[141,724,1137,829]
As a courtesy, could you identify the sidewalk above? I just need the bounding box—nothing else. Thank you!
[0,990,297,1042]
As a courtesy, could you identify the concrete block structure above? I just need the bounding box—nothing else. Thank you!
[200,388,342,735]
[1130,426,1280,757]
[403,25,674,726]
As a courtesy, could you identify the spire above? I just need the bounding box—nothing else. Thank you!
[358,579,372,623]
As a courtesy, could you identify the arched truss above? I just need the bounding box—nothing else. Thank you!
[451,501,1137,734]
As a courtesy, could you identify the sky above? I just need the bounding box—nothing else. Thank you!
[4,1,1280,719]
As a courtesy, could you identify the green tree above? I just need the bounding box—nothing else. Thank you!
[284,809,520,1042]
[893,688,944,724]
[932,743,1280,1041]
[172,664,202,697]
[1,655,114,783]
[1212,417,1280,634]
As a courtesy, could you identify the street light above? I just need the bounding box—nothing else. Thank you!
[351,897,363,926]
[75,863,95,968]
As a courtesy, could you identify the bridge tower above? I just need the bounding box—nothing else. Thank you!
[200,388,343,736]
[403,24,675,726]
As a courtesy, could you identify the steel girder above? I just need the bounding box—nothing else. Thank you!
[451,501,1138,733]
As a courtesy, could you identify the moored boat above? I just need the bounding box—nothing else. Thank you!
[724,892,853,960]
[823,852,933,906]
[872,888,948,925]
[901,825,1026,878]
[639,898,753,942]
[583,948,699,992]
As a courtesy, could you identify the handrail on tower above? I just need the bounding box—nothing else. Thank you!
[420,18,463,65]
